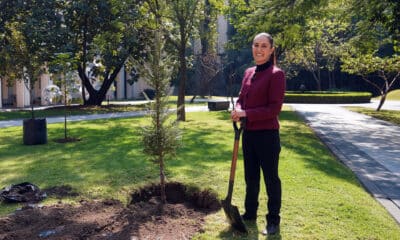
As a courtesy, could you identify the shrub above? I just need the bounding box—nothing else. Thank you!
[284,91,372,104]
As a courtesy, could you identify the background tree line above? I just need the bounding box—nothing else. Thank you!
[1,0,399,114]
[0,0,223,121]
[227,0,400,110]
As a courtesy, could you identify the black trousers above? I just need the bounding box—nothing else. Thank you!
[242,129,281,225]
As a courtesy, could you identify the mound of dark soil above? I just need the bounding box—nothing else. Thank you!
[0,182,221,240]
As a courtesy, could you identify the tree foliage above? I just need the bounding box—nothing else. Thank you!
[351,0,400,52]
[342,53,400,111]
[135,0,182,203]
[0,0,65,117]
[60,0,145,106]
[226,0,332,91]
[227,0,400,112]
[190,0,224,100]
[166,0,202,121]
[339,0,400,110]
[282,3,350,90]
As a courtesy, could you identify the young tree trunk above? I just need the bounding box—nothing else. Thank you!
[64,83,67,139]
[377,81,390,111]
[159,156,166,203]
[190,95,197,103]
[377,93,387,111]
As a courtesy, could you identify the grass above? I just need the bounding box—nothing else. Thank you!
[346,107,400,126]
[373,89,400,101]
[347,89,400,126]
[1,109,399,239]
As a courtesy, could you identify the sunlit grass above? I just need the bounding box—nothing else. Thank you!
[346,107,400,126]
[0,109,399,239]
[373,89,400,101]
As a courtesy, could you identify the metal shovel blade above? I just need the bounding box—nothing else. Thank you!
[221,198,247,233]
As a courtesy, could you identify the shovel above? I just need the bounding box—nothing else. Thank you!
[221,118,247,233]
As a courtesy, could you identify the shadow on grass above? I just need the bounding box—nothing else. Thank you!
[0,117,155,192]
[279,109,356,181]
[0,109,359,203]
[213,109,356,182]
[217,220,282,240]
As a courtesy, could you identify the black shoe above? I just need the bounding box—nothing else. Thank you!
[262,224,280,235]
[241,213,256,221]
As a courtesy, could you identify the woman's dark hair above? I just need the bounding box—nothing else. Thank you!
[253,32,276,65]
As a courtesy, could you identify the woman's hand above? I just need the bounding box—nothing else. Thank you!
[231,109,246,122]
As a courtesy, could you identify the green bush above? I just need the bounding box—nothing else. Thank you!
[284,91,372,104]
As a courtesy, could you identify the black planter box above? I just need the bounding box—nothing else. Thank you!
[23,118,47,145]
[208,100,230,111]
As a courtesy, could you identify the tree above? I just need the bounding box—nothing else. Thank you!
[137,0,182,203]
[48,52,80,141]
[193,53,223,98]
[166,0,201,121]
[342,53,400,111]
[61,0,145,106]
[351,0,400,53]
[283,12,350,91]
[190,0,224,101]
[227,0,329,54]
[0,0,65,117]
[340,0,400,110]
[225,0,333,91]
[0,0,22,83]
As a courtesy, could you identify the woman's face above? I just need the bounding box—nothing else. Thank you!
[252,36,274,65]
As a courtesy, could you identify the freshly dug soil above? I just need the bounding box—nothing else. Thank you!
[0,182,221,240]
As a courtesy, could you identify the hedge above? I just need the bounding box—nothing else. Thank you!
[284,91,372,104]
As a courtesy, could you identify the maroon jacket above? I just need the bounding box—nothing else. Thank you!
[236,65,286,130]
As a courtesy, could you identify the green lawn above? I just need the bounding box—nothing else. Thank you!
[348,89,400,125]
[347,107,400,126]
[373,89,400,101]
[0,109,399,239]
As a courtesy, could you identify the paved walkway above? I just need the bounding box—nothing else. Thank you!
[0,105,209,128]
[290,100,400,225]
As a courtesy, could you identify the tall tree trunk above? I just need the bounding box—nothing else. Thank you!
[177,29,187,121]
[77,63,124,106]
[311,71,321,91]
[200,0,211,55]
[81,13,88,104]
[330,71,336,89]
[177,56,187,121]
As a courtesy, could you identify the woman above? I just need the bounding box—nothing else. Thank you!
[231,32,285,235]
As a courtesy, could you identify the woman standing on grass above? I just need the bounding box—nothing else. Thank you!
[231,32,286,235]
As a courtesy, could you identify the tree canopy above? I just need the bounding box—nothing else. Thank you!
[226,0,400,109]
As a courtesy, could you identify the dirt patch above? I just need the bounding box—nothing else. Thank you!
[0,182,221,240]
[42,185,79,199]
